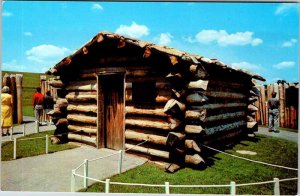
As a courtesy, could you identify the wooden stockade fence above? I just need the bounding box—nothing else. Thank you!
[2,73,23,124]
[254,81,298,129]
[40,75,58,122]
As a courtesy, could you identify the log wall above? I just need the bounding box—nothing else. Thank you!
[254,82,298,129]
[2,73,23,124]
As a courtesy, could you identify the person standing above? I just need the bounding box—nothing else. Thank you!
[1,86,13,136]
[268,92,280,132]
[33,87,44,124]
[43,90,54,125]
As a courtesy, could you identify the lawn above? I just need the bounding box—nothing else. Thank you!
[1,130,78,161]
[2,71,50,117]
[80,134,298,195]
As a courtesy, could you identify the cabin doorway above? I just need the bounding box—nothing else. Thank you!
[97,72,125,150]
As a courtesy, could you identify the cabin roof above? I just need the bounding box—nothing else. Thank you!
[47,31,265,81]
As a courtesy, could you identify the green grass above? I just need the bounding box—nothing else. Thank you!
[1,130,78,161]
[259,125,298,133]
[2,71,50,117]
[80,134,297,195]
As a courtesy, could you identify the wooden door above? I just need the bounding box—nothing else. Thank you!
[97,73,125,150]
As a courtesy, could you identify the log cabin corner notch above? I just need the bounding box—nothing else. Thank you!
[47,31,265,172]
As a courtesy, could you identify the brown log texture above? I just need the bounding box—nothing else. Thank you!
[68,133,96,145]
[67,114,97,125]
[67,104,97,113]
[68,124,97,134]
[126,106,167,117]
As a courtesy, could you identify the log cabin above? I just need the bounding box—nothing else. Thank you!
[46,31,265,172]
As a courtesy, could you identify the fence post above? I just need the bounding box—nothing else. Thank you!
[84,159,89,188]
[10,127,13,140]
[230,181,236,196]
[105,179,110,193]
[35,121,39,133]
[22,124,25,136]
[118,150,123,174]
[13,138,17,159]
[71,169,76,192]
[165,182,170,194]
[274,178,280,195]
[45,135,49,154]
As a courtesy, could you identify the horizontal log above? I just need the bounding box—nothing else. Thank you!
[208,80,246,89]
[56,118,68,126]
[205,111,246,123]
[185,140,201,152]
[189,64,208,79]
[185,125,204,134]
[185,109,206,121]
[125,144,204,165]
[165,163,181,173]
[125,89,171,103]
[125,106,167,117]
[68,133,96,145]
[67,104,97,113]
[66,80,97,91]
[126,118,179,131]
[203,91,246,99]
[49,79,64,88]
[67,114,97,125]
[171,88,187,99]
[247,122,257,129]
[186,93,208,103]
[79,73,97,79]
[248,97,258,103]
[56,98,68,109]
[187,80,209,90]
[125,130,167,145]
[205,120,246,135]
[66,94,97,102]
[164,99,186,115]
[47,109,62,117]
[248,104,258,111]
[68,124,97,134]
[191,103,247,110]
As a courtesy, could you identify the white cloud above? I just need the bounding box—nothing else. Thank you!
[2,11,13,17]
[154,33,173,46]
[24,32,33,36]
[275,3,298,15]
[26,44,71,64]
[3,60,27,71]
[272,61,295,69]
[231,61,262,71]
[188,30,263,46]
[282,38,297,47]
[91,3,103,11]
[115,22,149,39]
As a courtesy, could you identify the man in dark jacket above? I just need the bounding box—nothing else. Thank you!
[43,90,54,125]
[268,92,280,132]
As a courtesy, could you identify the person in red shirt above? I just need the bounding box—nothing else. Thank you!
[33,87,44,124]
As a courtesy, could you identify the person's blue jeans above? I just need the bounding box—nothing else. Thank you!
[269,109,279,131]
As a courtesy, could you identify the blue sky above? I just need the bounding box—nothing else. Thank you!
[2,1,299,84]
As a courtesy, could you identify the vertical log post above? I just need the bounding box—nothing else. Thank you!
[16,74,23,124]
[10,74,18,124]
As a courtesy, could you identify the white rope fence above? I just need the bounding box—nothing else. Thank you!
[7,133,68,159]
[200,144,298,171]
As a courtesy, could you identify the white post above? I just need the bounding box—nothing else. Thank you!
[165,182,170,194]
[22,124,25,136]
[84,159,89,188]
[35,121,39,133]
[230,181,236,196]
[105,179,110,193]
[10,127,13,141]
[71,169,76,192]
[118,150,123,174]
[45,135,49,154]
[13,138,17,159]
[274,178,280,195]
